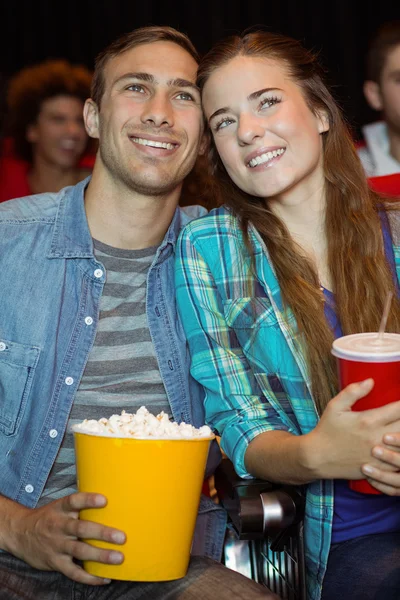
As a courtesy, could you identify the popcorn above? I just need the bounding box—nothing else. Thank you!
[72,406,214,439]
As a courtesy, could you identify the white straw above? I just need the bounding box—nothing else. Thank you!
[378,291,394,340]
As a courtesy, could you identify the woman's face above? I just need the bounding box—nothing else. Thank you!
[202,56,329,205]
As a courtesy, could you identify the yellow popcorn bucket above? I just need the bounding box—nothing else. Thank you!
[74,432,214,581]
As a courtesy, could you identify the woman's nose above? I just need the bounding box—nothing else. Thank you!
[237,114,265,145]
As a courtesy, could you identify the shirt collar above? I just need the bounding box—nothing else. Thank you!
[362,121,400,176]
[47,176,183,259]
[48,177,93,259]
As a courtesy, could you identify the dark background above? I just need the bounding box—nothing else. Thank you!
[1,0,400,139]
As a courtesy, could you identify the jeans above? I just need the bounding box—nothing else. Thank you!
[0,553,278,600]
[321,531,400,600]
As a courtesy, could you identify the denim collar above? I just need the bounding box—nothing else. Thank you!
[48,176,180,259]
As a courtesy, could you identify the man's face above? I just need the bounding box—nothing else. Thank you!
[27,95,88,168]
[379,44,400,134]
[85,41,204,196]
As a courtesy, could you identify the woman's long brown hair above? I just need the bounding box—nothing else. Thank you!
[197,32,400,414]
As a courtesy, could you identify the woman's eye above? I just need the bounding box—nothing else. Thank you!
[51,116,66,124]
[260,96,281,110]
[215,118,234,131]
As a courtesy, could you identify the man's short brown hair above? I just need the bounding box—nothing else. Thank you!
[91,25,199,109]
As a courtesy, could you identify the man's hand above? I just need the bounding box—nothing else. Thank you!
[6,492,126,585]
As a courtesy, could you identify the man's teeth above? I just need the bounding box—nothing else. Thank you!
[248,148,285,168]
[132,137,175,150]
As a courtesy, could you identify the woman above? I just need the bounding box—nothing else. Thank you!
[175,31,400,600]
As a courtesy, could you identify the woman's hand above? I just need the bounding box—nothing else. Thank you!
[305,379,400,485]
[361,433,400,495]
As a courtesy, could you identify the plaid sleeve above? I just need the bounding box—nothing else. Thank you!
[175,224,291,478]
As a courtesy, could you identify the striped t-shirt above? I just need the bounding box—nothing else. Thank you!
[38,239,170,505]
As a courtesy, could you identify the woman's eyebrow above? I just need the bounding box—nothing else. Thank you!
[208,107,230,123]
[248,87,282,101]
[208,87,283,123]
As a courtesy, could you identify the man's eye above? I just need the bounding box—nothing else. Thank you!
[127,84,145,93]
[176,92,194,101]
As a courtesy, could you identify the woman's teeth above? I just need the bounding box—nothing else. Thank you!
[248,147,285,168]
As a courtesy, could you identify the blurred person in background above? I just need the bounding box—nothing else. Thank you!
[358,21,400,177]
[0,59,94,202]
[0,73,7,145]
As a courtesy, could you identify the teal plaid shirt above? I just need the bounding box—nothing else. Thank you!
[175,205,400,600]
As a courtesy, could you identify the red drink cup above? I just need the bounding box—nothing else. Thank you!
[331,332,400,494]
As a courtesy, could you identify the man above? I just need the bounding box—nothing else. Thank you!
[0,26,276,600]
[0,59,94,202]
[358,21,400,176]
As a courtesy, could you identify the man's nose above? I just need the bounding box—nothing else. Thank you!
[141,94,174,128]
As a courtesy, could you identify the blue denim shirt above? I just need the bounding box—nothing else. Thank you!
[0,177,226,560]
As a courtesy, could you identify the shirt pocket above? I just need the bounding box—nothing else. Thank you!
[223,296,280,364]
[0,339,40,436]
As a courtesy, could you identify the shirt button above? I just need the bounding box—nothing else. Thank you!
[94,269,103,278]
[25,484,34,493]
[65,377,74,386]
[49,429,58,438]
[0,342,6,351]
[85,316,93,325]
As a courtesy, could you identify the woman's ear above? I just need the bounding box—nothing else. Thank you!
[317,110,330,134]
[83,98,100,139]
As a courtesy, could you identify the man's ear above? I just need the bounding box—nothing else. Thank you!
[363,80,383,112]
[317,109,330,134]
[83,98,100,139]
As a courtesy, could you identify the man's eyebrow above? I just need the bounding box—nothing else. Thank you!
[112,72,155,86]
[388,69,400,79]
[111,72,199,92]
[208,88,282,123]
[168,78,200,92]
